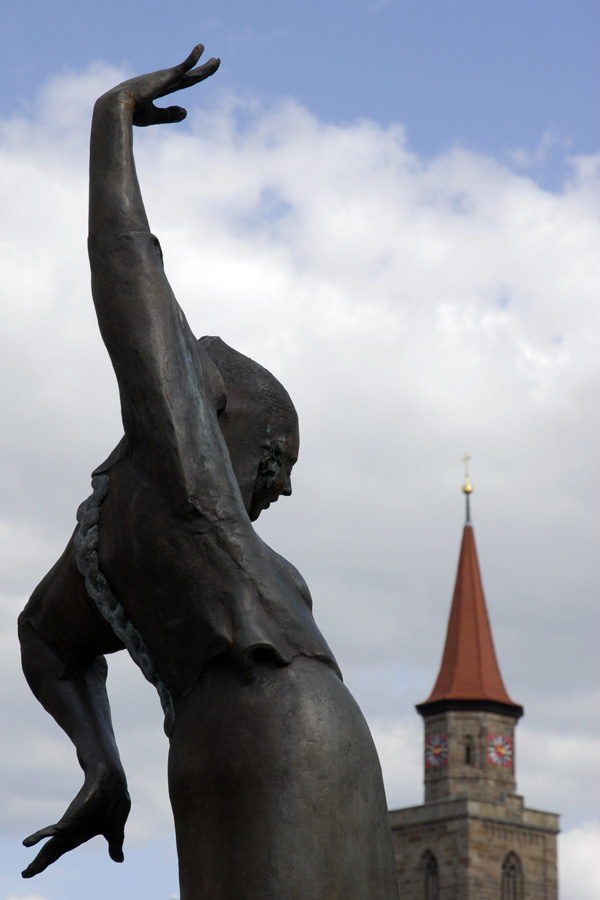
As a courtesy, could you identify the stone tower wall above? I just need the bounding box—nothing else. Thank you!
[391,802,558,900]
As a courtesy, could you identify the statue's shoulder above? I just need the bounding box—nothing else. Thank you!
[92,436,129,476]
[265,543,313,611]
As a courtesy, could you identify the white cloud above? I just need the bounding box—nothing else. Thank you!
[1,64,598,894]
[560,822,600,900]
[508,127,570,170]
[518,724,600,827]
[2,895,50,900]
[371,718,423,810]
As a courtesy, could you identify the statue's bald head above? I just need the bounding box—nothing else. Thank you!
[199,335,297,438]
[199,336,299,519]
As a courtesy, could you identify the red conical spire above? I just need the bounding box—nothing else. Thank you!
[417,463,522,718]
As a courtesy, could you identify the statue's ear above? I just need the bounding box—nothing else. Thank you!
[259,442,282,486]
[215,387,227,418]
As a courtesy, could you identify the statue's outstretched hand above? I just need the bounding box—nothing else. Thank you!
[21,767,131,878]
[98,44,220,127]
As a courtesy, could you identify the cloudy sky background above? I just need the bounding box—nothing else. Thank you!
[1,2,598,899]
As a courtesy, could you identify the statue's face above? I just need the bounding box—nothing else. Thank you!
[249,419,299,521]
[214,366,299,522]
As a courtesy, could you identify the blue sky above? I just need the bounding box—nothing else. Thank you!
[3,0,599,185]
[0,3,598,900]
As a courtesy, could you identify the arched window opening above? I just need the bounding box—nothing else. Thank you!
[501,851,523,900]
[420,850,439,900]
[465,736,475,766]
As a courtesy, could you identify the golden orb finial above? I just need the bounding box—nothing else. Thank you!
[462,453,473,494]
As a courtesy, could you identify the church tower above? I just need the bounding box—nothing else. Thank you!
[389,461,559,900]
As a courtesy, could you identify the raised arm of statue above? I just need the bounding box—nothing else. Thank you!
[88,47,221,499]
[88,45,219,241]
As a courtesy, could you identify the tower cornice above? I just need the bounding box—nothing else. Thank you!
[416,697,523,720]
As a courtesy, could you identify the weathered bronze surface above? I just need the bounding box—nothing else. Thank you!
[19,47,400,899]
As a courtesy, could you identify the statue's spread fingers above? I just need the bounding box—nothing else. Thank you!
[177,44,205,75]
[22,824,58,847]
[156,57,220,99]
[133,102,188,128]
[135,45,206,105]
[150,105,187,125]
[22,835,77,878]
[187,57,221,85]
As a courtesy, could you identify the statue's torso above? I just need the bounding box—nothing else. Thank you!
[97,456,339,700]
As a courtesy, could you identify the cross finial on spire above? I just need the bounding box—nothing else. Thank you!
[462,453,473,522]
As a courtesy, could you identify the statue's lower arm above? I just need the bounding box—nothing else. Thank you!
[19,615,129,877]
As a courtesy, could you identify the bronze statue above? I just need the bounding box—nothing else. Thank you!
[18,46,400,899]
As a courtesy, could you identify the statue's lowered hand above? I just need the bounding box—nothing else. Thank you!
[22,767,130,878]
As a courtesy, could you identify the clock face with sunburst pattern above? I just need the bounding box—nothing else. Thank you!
[425,734,448,768]
[487,734,513,767]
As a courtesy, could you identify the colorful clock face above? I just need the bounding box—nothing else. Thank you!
[426,734,448,768]
[487,734,513,767]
